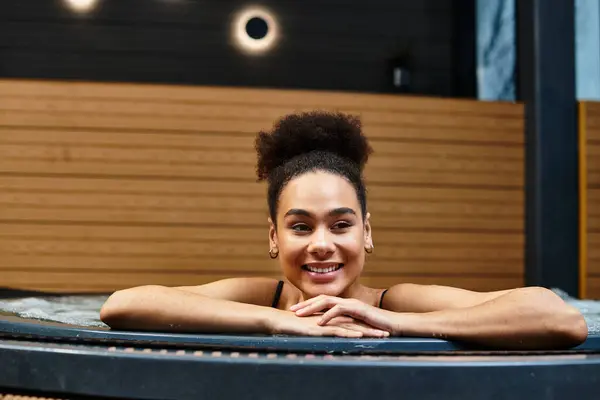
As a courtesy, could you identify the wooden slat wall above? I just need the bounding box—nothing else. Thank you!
[0,79,524,293]
[581,102,600,299]
[0,394,63,400]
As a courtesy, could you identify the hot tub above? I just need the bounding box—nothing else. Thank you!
[1,288,599,400]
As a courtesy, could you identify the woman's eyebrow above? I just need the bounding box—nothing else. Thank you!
[329,207,356,216]
[284,208,312,218]
[283,207,356,218]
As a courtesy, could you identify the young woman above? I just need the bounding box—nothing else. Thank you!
[100,111,587,349]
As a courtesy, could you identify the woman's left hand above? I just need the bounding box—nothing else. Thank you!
[290,295,398,335]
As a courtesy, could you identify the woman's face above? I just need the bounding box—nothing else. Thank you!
[269,171,372,299]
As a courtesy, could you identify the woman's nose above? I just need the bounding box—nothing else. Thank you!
[307,227,335,256]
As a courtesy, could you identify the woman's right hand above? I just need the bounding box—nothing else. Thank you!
[268,311,390,338]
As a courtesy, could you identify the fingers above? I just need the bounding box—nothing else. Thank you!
[289,299,311,312]
[291,297,390,338]
[345,324,390,338]
[291,295,336,316]
[305,316,389,338]
[322,323,387,338]
[319,304,365,326]
[317,326,363,338]
[320,307,390,338]
[294,299,334,316]
[333,327,364,338]
[326,315,389,338]
[289,295,326,311]
[329,316,354,324]
[311,323,388,338]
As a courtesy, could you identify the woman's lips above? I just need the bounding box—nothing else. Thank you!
[301,263,344,281]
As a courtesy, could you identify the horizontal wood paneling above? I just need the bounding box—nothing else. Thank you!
[0,79,522,114]
[0,393,64,400]
[0,271,523,294]
[0,194,522,219]
[0,79,524,293]
[0,176,522,203]
[588,277,600,300]
[0,210,523,232]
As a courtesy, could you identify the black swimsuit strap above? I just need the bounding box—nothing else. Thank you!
[379,289,389,308]
[271,280,284,308]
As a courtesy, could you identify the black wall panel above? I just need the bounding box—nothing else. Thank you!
[0,0,455,95]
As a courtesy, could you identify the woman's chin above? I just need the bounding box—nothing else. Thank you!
[286,266,361,297]
[299,280,351,298]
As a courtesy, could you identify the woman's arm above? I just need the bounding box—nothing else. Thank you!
[99,280,280,333]
[292,285,588,349]
[100,279,390,338]
[388,286,588,349]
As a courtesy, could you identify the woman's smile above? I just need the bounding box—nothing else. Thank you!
[270,171,371,298]
[301,262,345,282]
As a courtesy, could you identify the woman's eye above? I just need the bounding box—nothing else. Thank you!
[332,221,352,230]
[291,224,311,232]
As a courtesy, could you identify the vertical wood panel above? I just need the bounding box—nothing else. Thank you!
[582,102,600,298]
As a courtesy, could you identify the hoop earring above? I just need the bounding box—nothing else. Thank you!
[269,248,279,259]
[365,245,374,254]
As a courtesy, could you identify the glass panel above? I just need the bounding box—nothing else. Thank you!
[576,0,600,100]
[476,0,516,101]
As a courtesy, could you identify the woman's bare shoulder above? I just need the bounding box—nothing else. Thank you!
[174,277,282,307]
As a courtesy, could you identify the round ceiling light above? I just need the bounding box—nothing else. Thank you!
[232,7,279,55]
[63,0,99,14]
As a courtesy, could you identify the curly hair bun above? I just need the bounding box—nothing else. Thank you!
[255,111,372,181]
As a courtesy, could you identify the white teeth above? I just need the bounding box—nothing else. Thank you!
[304,264,342,273]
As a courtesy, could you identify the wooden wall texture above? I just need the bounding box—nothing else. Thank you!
[580,102,600,299]
[0,79,524,293]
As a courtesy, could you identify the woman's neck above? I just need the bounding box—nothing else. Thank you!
[290,281,380,308]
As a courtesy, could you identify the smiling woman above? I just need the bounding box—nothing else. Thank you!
[100,111,588,350]
[257,112,375,303]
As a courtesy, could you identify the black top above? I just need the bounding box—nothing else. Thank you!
[271,280,285,308]
[379,289,389,308]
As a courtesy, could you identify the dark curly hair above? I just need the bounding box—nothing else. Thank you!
[255,111,373,224]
